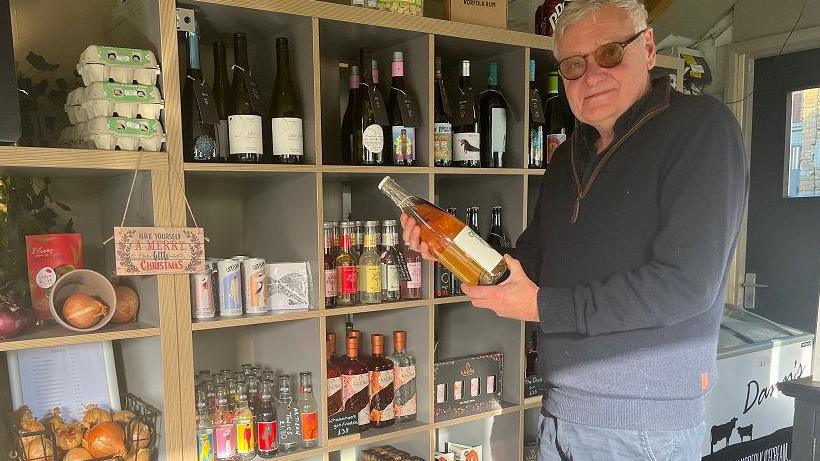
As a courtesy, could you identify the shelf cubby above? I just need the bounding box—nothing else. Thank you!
[435,410,522,461]
[328,429,431,461]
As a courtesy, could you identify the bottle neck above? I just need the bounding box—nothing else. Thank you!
[324,228,335,254]
[492,210,502,227]
[350,73,360,90]
[276,46,291,81]
[363,227,378,250]
[214,43,227,70]
[379,178,414,212]
[361,53,373,84]
[392,59,405,79]
[340,228,355,252]
[382,226,398,248]
[188,32,201,71]
[234,39,249,69]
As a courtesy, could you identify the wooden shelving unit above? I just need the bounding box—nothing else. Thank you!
[3,1,684,460]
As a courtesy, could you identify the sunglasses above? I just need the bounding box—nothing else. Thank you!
[557,28,649,80]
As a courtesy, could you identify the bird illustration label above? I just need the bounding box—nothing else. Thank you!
[453,132,481,161]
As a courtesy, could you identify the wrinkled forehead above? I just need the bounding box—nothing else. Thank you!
[555,7,637,59]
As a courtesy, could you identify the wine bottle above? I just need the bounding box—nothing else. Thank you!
[335,221,359,306]
[181,28,218,162]
[528,59,545,169]
[341,66,360,165]
[367,334,395,429]
[545,71,567,164]
[479,61,506,168]
[212,41,230,162]
[358,221,383,304]
[270,37,303,164]
[380,220,402,302]
[323,222,337,307]
[390,330,417,423]
[452,60,480,168]
[354,48,385,165]
[340,337,371,432]
[434,57,452,167]
[228,33,263,163]
[486,206,511,253]
[400,244,422,300]
[378,176,508,285]
[387,52,416,166]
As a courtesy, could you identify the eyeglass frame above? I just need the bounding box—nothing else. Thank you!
[557,27,650,80]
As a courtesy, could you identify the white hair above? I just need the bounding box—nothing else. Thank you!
[554,0,648,44]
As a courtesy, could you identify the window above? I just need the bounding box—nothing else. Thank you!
[785,88,820,198]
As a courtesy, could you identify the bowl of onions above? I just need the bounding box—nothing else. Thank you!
[49,269,116,332]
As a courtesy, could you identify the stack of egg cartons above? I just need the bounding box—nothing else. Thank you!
[61,45,166,151]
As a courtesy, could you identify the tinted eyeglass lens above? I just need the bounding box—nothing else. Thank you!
[560,56,587,80]
[596,43,625,68]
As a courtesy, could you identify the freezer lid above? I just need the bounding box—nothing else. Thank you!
[719,304,812,349]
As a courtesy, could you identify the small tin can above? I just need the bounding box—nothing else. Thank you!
[216,258,243,316]
[242,258,267,314]
[190,260,216,319]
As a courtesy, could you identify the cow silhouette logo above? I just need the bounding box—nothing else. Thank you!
[737,424,753,442]
[711,417,738,453]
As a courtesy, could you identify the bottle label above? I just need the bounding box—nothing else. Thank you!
[491,107,507,155]
[370,369,395,422]
[407,261,422,289]
[236,421,255,454]
[228,114,263,155]
[452,226,503,273]
[342,372,371,427]
[300,412,318,442]
[328,375,342,397]
[392,61,404,77]
[272,117,304,157]
[361,264,382,294]
[435,263,452,294]
[391,126,416,163]
[338,265,358,294]
[363,124,384,154]
[453,132,480,161]
[547,133,567,163]
[214,424,236,458]
[530,126,544,165]
[434,123,452,163]
[325,269,337,297]
[384,264,400,291]
[364,233,378,248]
[394,365,417,417]
[328,375,343,415]
[257,421,278,451]
[197,431,214,461]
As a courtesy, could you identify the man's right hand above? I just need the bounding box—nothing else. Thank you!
[399,213,437,262]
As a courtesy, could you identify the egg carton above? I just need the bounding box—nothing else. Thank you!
[83,82,163,120]
[84,116,165,152]
[65,87,86,124]
[77,45,160,86]
[59,123,89,148]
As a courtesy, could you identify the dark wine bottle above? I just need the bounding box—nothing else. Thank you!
[386,51,415,166]
[479,61,506,168]
[486,206,511,253]
[354,48,385,166]
[340,65,360,165]
[270,37,303,164]
[212,40,230,162]
[452,60,480,168]
[228,32,263,163]
[433,57,452,167]
[528,59,545,169]
[182,28,218,162]
[545,71,567,165]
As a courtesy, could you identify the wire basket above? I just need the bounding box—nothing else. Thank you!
[10,393,160,461]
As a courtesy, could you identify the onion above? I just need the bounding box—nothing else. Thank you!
[82,404,112,428]
[112,286,139,324]
[0,308,22,339]
[113,409,136,424]
[64,447,93,461]
[56,423,84,450]
[17,308,36,333]
[44,407,67,432]
[19,417,45,448]
[62,293,109,329]
[83,421,125,457]
[12,405,33,425]
[128,420,151,449]
[23,437,53,461]
[124,448,151,461]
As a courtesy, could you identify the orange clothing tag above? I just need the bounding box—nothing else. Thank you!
[701,372,709,391]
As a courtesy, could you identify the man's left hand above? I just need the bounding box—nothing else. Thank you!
[460,255,539,322]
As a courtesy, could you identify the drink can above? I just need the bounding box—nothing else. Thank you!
[216,258,243,316]
[242,258,267,314]
[190,260,216,319]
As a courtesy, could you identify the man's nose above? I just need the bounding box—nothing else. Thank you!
[583,55,608,85]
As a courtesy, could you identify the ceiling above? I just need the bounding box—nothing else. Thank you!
[648,0,738,43]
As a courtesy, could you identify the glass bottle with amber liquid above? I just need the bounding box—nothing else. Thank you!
[323,221,337,307]
[380,220,401,302]
[340,336,371,432]
[358,221,383,304]
[270,37,303,164]
[368,334,395,428]
[326,333,343,416]
[390,330,417,422]
[228,32,263,163]
[255,380,277,459]
[335,221,358,306]
[379,176,508,285]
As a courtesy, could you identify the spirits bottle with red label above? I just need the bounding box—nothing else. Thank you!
[341,336,371,432]
[368,334,395,428]
[335,221,359,306]
[255,380,278,458]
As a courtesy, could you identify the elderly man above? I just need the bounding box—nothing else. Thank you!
[401,0,748,459]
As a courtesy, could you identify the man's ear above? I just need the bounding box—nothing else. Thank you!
[645,28,657,70]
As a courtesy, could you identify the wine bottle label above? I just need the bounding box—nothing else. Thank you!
[228,114,263,155]
[391,126,416,163]
[491,108,507,155]
[434,123,452,162]
[452,226,503,273]
[271,117,304,157]
[370,369,395,422]
[342,372,371,426]
[435,263,452,294]
[361,264,382,294]
[328,375,343,415]
[407,261,422,289]
[197,431,214,461]
[325,269,337,297]
[453,132,480,161]
[394,365,417,417]
[530,126,544,164]
[236,421,255,454]
[300,412,318,441]
[384,264,400,291]
[338,265,358,294]
[547,133,567,163]
[257,421,277,451]
[214,424,237,458]
[363,124,384,154]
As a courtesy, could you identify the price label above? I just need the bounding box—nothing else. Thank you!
[394,250,413,282]
[362,82,389,126]
[529,88,546,124]
[328,412,359,438]
[524,375,547,398]
[191,77,219,124]
[452,94,476,127]
[392,87,422,127]
[237,65,261,113]
[439,82,452,117]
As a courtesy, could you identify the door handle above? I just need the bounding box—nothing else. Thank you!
[742,273,767,310]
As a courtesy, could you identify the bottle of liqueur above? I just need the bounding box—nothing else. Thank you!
[391,330,417,422]
[341,336,371,433]
[545,71,567,164]
[233,383,255,461]
[228,32,263,163]
[380,220,402,302]
[213,385,238,461]
[368,334,395,428]
[270,37,303,164]
[379,176,508,285]
[526,329,539,377]
[297,372,319,449]
[433,57,452,167]
[452,60,480,167]
[212,40,230,162]
[196,388,215,461]
[486,206,511,253]
[341,66,360,165]
[358,221,383,304]
[255,380,278,458]
[276,375,301,452]
[528,60,545,169]
[355,48,385,165]
[327,333,344,416]
[387,51,415,166]
[335,221,359,306]
[400,244,422,300]
[323,221,337,307]
[479,61,507,168]
[182,26,218,162]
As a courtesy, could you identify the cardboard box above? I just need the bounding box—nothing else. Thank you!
[444,0,507,29]
[523,442,538,461]
[435,453,455,461]
[447,442,483,461]
[434,352,503,418]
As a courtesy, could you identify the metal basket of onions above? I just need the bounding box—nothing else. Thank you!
[9,393,160,461]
